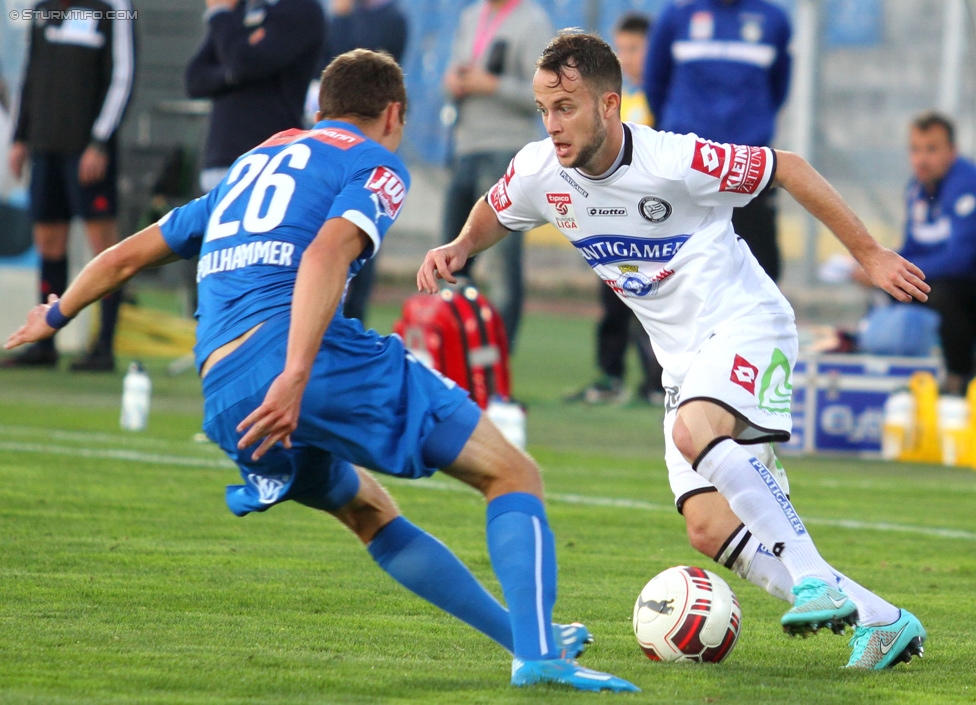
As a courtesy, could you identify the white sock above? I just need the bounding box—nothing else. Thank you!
[759,448,902,627]
[714,524,794,604]
[832,572,900,627]
[695,438,835,584]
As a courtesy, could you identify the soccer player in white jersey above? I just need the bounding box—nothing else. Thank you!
[418,31,928,670]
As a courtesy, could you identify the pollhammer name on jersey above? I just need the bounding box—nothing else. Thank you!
[196,240,296,282]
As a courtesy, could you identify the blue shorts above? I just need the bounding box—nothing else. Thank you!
[201,313,482,517]
[29,148,118,222]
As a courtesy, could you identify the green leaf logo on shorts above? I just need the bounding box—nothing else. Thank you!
[758,348,792,414]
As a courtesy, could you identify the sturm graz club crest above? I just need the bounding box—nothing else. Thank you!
[638,196,672,223]
[619,271,659,297]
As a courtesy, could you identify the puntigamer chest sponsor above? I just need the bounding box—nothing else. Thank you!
[572,233,690,266]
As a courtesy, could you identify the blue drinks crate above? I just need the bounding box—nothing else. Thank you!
[779,354,942,456]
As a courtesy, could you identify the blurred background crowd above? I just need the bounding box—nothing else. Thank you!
[2,0,976,384]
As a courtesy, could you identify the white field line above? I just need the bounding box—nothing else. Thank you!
[0,441,231,469]
[2,439,975,542]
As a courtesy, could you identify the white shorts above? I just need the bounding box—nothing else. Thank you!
[662,313,797,512]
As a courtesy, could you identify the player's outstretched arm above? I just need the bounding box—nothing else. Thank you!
[417,198,511,293]
[4,224,180,351]
[773,150,930,303]
[236,217,369,461]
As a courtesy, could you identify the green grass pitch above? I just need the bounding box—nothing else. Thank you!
[1,297,974,704]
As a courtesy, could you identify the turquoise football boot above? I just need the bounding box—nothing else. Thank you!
[845,610,926,670]
[781,577,858,636]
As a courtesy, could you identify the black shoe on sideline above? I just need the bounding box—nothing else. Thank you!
[1,343,59,369]
[69,348,116,373]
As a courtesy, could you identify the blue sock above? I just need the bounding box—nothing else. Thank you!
[368,516,513,650]
[486,492,557,661]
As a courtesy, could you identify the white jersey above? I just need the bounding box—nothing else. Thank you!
[487,122,795,385]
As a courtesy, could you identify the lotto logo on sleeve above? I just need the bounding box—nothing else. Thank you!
[730,354,759,395]
[720,145,768,194]
[365,167,406,219]
[691,140,726,177]
[489,178,512,211]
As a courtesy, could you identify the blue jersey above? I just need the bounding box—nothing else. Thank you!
[644,0,791,146]
[902,156,976,280]
[158,120,410,370]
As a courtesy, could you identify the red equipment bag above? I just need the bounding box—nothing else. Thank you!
[393,285,512,409]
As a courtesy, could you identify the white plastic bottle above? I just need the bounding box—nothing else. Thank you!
[881,390,913,460]
[938,395,969,466]
[486,396,527,450]
[120,361,152,431]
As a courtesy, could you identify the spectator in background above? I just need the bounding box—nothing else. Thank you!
[854,112,976,395]
[2,1,135,372]
[644,0,791,282]
[322,0,408,324]
[441,0,554,351]
[325,0,406,65]
[567,13,664,405]
[186,0,326,193]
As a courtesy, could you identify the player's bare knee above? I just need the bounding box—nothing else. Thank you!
[672,414,699,463]
[683,492,744,559]
[442,416,544,500]
[331,470,400,544]
[684,515,722,557]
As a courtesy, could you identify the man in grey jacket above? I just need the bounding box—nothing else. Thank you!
[442,0,553,350]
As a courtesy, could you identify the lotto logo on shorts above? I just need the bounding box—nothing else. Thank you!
[366,167,406,219]
[730,354,759,395]
[692,140,725,176]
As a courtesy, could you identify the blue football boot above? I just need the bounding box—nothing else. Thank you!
[553,622,594,659]
[512,657,640,692]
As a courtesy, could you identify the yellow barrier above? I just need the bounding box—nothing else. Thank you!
[898,372,942,463]
[885,371,976,468]
[115,304,196,359]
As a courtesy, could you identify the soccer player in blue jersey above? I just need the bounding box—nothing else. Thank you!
[4,49,637,693]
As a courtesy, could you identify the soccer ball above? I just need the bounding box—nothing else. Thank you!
[632,565,741,663]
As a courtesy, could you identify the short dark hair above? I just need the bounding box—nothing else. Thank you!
[319,49,407,122]
[537,30,622,98]
[615,12,652,36]
[912,111,955,146]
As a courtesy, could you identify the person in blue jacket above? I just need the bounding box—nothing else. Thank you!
[5,49,638,694]
[644,0,791,281]
[321,0,409,324]
[856,112,976,395]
